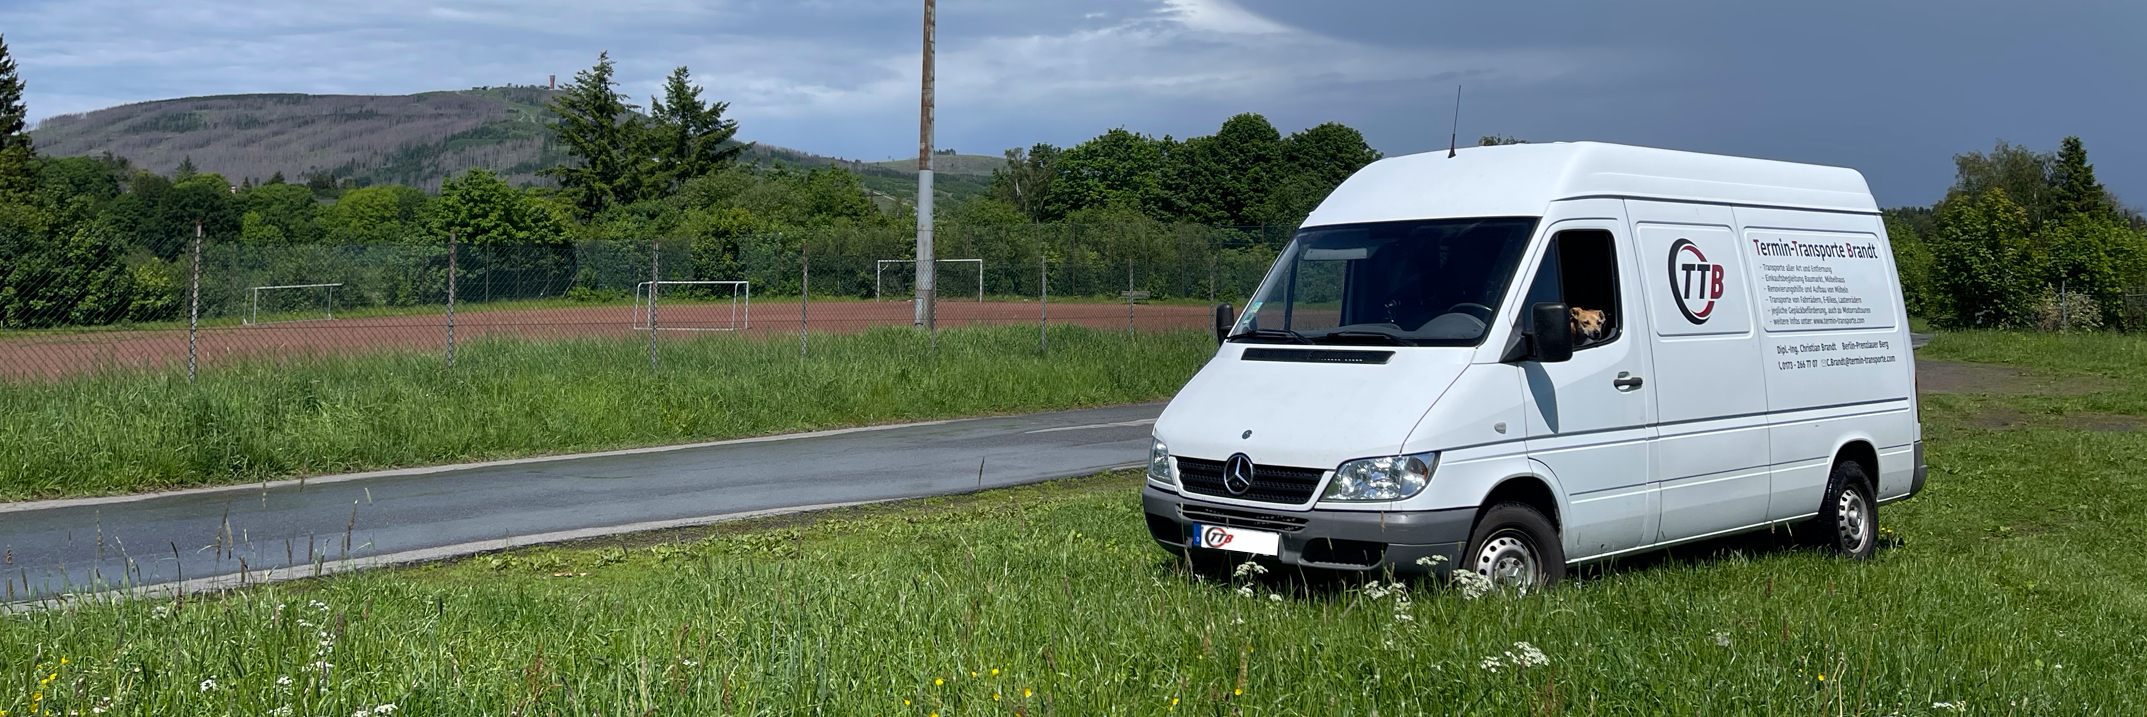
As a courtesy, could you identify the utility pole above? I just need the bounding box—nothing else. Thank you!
[914,0,937,335]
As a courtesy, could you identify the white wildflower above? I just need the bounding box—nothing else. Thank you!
[373,705,398,715]
[1233,561,1268,577]
[1268,593,1283,602]
[1479,656,1503,672]
[1415,555,1448,566]
[268,708,293,717]
[198,677,218,692]
[1710,629,1732,647]
[1452,569,1494,600]
[1509,641,1549,667]
[1394,611,1415,622]
[1236,585,1255,598]
[276,676,294,687]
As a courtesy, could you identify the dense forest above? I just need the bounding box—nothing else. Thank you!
[3,36,2143,331]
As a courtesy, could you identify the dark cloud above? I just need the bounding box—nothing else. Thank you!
[5,0,2141,206]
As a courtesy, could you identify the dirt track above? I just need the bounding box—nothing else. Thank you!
[0,300,1212,381]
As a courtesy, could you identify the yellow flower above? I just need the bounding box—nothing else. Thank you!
[58,659,66,665]
[1024,688,1033,697]
[934,678,943,686]
[1235,688,1243,695]
[994,694,1001,701]
[970,671,977,678]
[1818,675,1827,682]
[1171,698,1179,705]
[991,668,999,675]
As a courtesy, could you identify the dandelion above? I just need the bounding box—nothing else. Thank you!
[1025,689,1033,697]
[1710,629,1732,647]
[1818,675,1827,682]
[991,668,999,675]
[934,678,943,686]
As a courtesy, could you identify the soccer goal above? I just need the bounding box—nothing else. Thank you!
[245,283,343,326]
[875,259,984,302]
[634,280,750,331]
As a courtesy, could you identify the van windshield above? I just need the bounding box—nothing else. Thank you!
[1230,217,1539,347]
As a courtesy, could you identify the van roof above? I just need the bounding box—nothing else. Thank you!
[1302,141,1879,228]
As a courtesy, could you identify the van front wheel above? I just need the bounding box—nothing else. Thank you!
[1813,460,1878,560]
[1465,502,1565,592]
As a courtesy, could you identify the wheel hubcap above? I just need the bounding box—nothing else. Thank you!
[1473,531,1540,593]
[1835,486,1873,552]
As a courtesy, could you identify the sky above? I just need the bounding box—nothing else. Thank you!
[4,0,2144,208]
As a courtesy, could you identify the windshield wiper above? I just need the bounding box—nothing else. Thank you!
[1313,330,1417,346]
[1226,328,1313,344]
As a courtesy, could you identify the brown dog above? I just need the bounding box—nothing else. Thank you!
[1569,307,1606,342]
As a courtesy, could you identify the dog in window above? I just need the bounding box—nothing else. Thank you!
[1568,307,1606,343]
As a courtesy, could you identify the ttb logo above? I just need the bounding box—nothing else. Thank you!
[1667,238,1723,324]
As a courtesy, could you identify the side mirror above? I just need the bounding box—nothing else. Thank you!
[1530,302,1573,363]
[1213,303,1236,343]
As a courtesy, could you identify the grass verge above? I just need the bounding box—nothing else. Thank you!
[6,330,2146,714]
[0,325,1215,501]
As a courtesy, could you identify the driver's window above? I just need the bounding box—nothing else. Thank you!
[1521,229,1621,349]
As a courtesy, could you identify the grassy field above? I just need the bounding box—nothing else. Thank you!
[5,330,2145,715]
[0,325,1217,501]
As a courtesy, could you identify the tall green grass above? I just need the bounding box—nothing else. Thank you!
[0,325,1216,501]
[4,331,2147,713]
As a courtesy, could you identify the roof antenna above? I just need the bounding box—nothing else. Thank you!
[1447,84,1462,158]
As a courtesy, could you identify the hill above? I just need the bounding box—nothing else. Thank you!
[28,89,1009,199]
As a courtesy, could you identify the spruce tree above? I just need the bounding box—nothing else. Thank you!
[645,66,745,194]
[542,52,644,217]
[0,33,35,201]
[2051,136,2109,220]
[174,155,198,180]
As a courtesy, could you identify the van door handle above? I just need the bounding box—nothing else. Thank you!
[1613,372,1643,391]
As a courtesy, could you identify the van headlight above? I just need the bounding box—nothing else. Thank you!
[1148,437,1175,486]
[1322,453,1437,501]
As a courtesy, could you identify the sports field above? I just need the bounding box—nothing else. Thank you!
[0,300,1212,381]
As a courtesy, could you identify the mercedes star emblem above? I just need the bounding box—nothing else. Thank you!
[1223,453,1255,496]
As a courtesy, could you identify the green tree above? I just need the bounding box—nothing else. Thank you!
[321,184,430,243]
[1168,113,1286,226]
[173,156,198,181]
[543,52,646,218]
[435,168,563,245]
[644,66,746,195]
[2051,136,2110,220]
[1883,214,1940,319]
[1929,188,2041,327]
[1478,135,1529,146]
[238,182,320,244]
[1249,122,1382,228]
[1948,141,2054,230]
[0,33,34,202]
[1043,128,1171,221]
[986,144,1060,222]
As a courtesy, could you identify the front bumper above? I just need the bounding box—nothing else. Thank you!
[1142,484,1473,577]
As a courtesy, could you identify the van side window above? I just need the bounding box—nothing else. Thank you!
[1522,229,1621,349]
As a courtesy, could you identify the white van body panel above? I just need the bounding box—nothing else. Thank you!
[1144,141,1923,574]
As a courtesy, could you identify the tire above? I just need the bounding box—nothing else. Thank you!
[1465,502,1566,592]
[1813,460,1878,560]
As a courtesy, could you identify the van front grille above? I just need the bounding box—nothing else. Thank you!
[1176,457,1325,504]
[1178,503,1310,533]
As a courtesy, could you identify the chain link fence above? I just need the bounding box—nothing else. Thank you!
[0,224,1286,382]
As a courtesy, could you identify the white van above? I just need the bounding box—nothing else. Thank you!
[1143,141,1925,590]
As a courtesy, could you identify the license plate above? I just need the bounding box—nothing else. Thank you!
[1192,524,1281,556]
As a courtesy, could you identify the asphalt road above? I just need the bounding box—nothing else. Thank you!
[1,403,1164,605]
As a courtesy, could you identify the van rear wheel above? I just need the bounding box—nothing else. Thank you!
[1812,460,1878,560]
[1465,502,1565,593]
